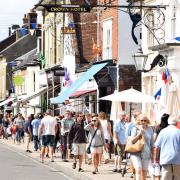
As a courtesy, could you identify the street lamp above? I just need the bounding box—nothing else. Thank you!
[132,47,148,72]
[133,51,166,72]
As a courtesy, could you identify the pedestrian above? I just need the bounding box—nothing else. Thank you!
[84,113,92,165]
[31,114,41,151]
[113,111,126,173]
[68,111,86,172]
[53,116,61,157]
[14,113,24,144]
[130,114,154,180]
[2,114,10,139]
[0,113,3,138]
[38,109,57,163]
[153,115,180,180]
[60,110,74,162]
[125,111,140,179]
[98,111,112,164]
[10,123,16,143]
[84,116,105,174]
[150,113,169,180]
[24,114,33,153]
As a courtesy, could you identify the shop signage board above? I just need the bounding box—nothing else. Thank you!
[43,5,91,13]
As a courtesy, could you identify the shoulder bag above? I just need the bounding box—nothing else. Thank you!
[125,135,145,153]
[86,129,98,154]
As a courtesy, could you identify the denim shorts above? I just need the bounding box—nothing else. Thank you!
[42,135,55,147]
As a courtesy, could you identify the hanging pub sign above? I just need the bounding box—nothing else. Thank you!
[43,4,91,13]
[61,27,75,34]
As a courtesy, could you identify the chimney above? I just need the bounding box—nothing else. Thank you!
[8,27,11,36]
[23,14,28,25]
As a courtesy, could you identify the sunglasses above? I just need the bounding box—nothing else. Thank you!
[141,119,147,122]
[78,115,83,117]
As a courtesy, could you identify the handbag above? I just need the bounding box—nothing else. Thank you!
[86,129,97,154]
[125,135,145,153]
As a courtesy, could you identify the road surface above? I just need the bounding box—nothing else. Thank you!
[0,142,71,180]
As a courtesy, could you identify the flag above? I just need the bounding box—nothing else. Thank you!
[154,88,161,100]
[162,67,172,84]
[38,52,46,67]
[92,38,102,55]
[175,37,180,41]
[63,69,72,87]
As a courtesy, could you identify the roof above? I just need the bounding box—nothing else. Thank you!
[35,0,53,11]
[0,34,37,57]
[0,33,16,52]
[13,48,40,71]
[70,89,96,99]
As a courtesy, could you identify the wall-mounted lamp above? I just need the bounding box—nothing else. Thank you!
[133,50,166,73]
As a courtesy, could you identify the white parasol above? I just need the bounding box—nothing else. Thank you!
[99,88,155,103]
[166,83,180,115]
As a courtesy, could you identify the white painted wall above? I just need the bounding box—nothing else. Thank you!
[141,0,180,117]
[118,0,139,65]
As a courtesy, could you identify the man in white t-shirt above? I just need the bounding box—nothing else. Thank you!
[38,109,57,163]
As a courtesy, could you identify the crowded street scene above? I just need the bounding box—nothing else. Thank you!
[0,0,180,180]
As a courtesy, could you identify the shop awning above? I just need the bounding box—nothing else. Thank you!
[50,61,108,104]
[0,97,16,107]
[70,89,96,99]
[17,87,47,104]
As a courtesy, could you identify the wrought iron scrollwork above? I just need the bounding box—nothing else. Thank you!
[128,3,165,45]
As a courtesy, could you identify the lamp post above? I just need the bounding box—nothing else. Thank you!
[132,47,148,72]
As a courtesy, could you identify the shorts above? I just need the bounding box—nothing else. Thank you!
[114,144,125,157]
[90,146,103,154]
[72,143,86,156]
[24,132,31,143]
[161,164,180,180]
[42,135,55,147]
[131,155,150,171]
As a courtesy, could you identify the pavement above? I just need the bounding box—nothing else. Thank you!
[0,138,134,180]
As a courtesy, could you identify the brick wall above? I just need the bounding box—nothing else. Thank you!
[118,65,141,91]
[70,0,97,64]
[99,0,119,61]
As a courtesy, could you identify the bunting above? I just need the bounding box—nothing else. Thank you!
[162,67,172,84]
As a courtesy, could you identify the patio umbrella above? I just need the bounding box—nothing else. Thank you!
[110,100,123,121]
[99,88,155,103]
[99,88,155,120]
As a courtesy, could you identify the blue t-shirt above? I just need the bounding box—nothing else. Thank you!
[114,121,126,145]
[154,125,180,165]
[31,118,41,136]
[24,120,31,134]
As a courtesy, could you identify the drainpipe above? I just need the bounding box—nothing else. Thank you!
[96,0,100,114]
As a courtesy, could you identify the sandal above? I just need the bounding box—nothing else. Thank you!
[78,168,84,172]
[72,162,76,169]
[92,171,96,174]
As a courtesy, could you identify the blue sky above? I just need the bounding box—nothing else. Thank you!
[0,0,38,41]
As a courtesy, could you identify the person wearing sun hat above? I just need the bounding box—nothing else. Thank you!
[154,115,180,180]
